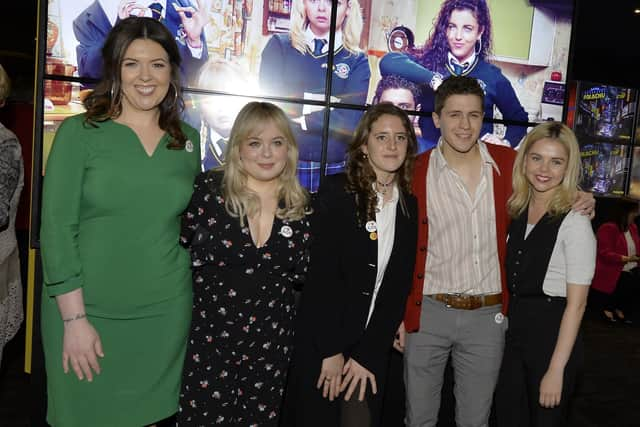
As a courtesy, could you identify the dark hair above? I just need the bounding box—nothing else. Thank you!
[372,74,420,106]
[345,103,417,224]
[83,17,187,149]
[610,198,639,232]
[418,0,493,74]
[434,75,484,115]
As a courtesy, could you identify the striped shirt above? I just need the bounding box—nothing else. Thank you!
[423,141,502,295]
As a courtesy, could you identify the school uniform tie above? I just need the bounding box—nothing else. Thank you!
[313,38,327,56]
[450,58,470,76]
[149,2,163,20]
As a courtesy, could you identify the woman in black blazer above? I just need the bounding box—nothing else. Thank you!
[286,103,419,427]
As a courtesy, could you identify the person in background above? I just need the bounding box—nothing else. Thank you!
[259,0,370,191]
[379,0,528,148]
[40,17,200,427]
[590,198,640,324]
[177,102,312,426]
[495,121,596,427]
[372,74,437,153]
[0,64,24,367]
[287,103,418,427]
[74,0,208,84]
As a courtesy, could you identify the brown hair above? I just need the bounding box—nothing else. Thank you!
[83,17,187,149]
[434,75,484,115]
[345,103,417,224]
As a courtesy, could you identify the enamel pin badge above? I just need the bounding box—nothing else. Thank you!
[280,225,293,238]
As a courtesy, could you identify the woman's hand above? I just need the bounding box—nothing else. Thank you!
[572,191,596,219]
[539,367,563,408]
[316,353,344,401]
[340,358,377,402]
[62,318,104,382]
[118,1,146,20]
[393,321,406,353]
[173,0,207,48]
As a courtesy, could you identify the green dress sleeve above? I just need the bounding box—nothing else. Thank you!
[40,115,88,297]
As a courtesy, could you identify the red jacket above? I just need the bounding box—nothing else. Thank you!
[591,222,640,294]
[404,145,516,333]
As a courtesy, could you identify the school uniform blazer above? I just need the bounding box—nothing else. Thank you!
[299,173,418,377]
[403,144,516,333]
[73,0,207,81]
[591,222,640,294]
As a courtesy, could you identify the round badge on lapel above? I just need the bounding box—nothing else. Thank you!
[185,139,194,153]
[494,313,504,324]
[365,221,377,233]
[280,225,293,238]
[369,232,378,241]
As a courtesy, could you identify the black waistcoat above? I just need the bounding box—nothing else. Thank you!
[506,210,568,300]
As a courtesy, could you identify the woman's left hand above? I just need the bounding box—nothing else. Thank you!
[340,358,377,402]
[572,191,596,219]
[173,0,207,48]
[539,367,563,408]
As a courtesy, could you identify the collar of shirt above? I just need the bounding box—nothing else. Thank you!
[447,51,477,70]
[304,27,342,54]
[374,183,400,211]
[431,138,501,182]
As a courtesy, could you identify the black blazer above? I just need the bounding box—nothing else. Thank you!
[298,173,418,377]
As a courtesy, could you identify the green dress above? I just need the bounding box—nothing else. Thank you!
[40,114,200,427]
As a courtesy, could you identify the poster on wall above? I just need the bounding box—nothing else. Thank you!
[572,82,636,144]
[579,143,628,196]
[42,0,576,185]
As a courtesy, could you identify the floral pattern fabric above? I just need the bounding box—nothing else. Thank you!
[177,172,311,426]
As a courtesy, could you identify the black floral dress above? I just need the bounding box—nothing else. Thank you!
[177,172,311,426]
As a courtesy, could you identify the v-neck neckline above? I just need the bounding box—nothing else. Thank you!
[245,216,278,249]
[110,119,167,158]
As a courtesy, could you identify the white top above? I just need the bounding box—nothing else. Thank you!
[304,27,343,54]
[424,140,502,295]
[623,230,637,272]
[365,185,399,327]
[523,211,596,296]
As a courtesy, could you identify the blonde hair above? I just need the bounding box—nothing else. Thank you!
[508,121,581,218]
[0,65,11,103]
[221,102,310,224]
[290,0,363,55]
[195,58,250,92]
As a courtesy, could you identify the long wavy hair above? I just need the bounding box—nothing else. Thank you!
[220,102,310,225]
[290,0,363,55]
[508,121,581,218]
[83,17,187,149]
[418,0,493,75]
[345,103,417,224]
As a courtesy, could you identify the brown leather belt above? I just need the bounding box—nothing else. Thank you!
[428,293,502,310]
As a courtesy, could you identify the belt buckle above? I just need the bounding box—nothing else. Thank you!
[446,293,461,309]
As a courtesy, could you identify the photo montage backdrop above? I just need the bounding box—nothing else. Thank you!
[567,81,637,197]
[43,0,575,191]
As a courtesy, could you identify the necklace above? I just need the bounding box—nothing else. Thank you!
[376,178,394,195]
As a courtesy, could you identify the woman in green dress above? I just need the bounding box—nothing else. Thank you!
[40,17,200,427]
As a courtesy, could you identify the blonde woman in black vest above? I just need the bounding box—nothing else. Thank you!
[496,122,596,427]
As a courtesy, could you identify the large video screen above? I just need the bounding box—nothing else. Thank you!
[42,0,575,182]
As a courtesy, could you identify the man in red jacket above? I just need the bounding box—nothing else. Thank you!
[398,75,515,427]
[396,76,594,427]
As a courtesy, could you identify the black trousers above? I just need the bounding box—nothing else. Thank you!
[590,271,638,315]
[495,297,583,427]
